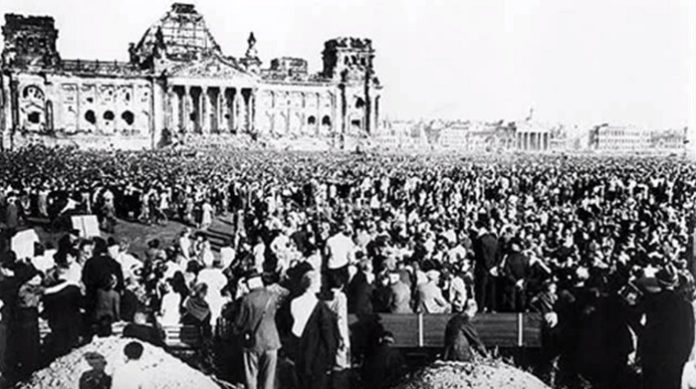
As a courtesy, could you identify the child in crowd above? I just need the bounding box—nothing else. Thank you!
[111,341,149,389]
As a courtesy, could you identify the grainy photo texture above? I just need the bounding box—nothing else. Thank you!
[0,1,694,389]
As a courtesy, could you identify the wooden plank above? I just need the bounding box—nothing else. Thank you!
[348,313,542,349]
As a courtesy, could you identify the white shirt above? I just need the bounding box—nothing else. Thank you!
[112,360,149,389]
[219,246,235,269]
[160,292,181,325]
[32,251,56,273]
[291,292,318,337]
[326,233,355,270]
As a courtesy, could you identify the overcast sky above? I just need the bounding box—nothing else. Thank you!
[1,0,694,129]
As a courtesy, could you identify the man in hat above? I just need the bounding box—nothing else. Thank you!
[638,264,694,389]
[234,272,280,389]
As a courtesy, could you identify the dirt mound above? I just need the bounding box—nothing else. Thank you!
[392,360,550,389]
[19,337,226,389]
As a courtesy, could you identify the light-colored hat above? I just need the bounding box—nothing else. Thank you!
[426,269,440,281]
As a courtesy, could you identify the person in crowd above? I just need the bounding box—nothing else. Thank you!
[112,341,149,389]
[94,274,120,337]
[417,270,451,314]
[639,265,695,389]
[473,219,502,313]
[501,238,531,312]
[122,310,166,348]
[13,266,43,379]
[233,272,280,389]
[443,300,486,362]
[43,266,82,357]
[289,271,338,389]
[388,270,413,313]
[182,282,212,338]
[322,271,351,389]
[347,260,375,315]
[79,352,111,389]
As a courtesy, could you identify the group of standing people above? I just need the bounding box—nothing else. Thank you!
[0,145,694,389]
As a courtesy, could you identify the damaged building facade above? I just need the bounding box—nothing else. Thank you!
[0,3,382,149]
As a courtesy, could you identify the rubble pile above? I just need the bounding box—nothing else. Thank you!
[19,337,223,389]
[392,360,550,389]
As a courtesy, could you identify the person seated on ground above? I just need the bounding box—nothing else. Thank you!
[122,310,166,348]
[443,300,487,362]
[112,341,149,389]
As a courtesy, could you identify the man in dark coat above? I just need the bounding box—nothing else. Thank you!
[234,272,280,389]
[347,262,374,314]
[81,238,124,325]
[290,271,339,389]
[473,222,502,312]
[639,265,695,389]
[443,300,486,362]
[502,239,531,312]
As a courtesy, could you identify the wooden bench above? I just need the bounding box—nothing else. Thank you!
[39,313,542,356]
[347,313,543,348]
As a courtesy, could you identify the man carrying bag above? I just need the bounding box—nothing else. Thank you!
[234,272,280,389]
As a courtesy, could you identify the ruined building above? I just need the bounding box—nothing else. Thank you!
[0,3,382,149]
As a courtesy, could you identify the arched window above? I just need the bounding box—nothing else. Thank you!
[121,111,135,125]
[355,98,365,109]
[85,110,96,124]
[27,112,41,124]
[103,110,115,121]
[308,116,316,125]
[321,116,332,126]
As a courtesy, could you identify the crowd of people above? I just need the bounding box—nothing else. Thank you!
[0,144,694,389]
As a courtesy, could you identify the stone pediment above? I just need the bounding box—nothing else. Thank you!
[167,56,257,83]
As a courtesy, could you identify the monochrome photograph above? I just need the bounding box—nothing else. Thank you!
[0,0,694,388]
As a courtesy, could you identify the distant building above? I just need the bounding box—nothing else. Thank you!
[590,124,651,152]
[0,3,382,149]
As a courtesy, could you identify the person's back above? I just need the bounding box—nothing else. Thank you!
[417,281,448,314]
[389,280,412,313]
[112,341,149,389]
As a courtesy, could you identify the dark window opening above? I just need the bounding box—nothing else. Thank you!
[308,116,316,125]
[103,111,115,121]
[86,97,94,103]
[355,98,365,109]
[360,58,366,66]
[190,113,197,122]
[351,119,361,128]
[322,116,331,126]
[125,93,131,102]
[85,110,96,124]
[224,114,230,119]
[27,112,41,124]
[121,111,134,125]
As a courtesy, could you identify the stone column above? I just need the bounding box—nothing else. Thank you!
[167,86,176,131]
[231,89,238,133]
[248,89,256,134]
[217,88,224,133]
[184,86,193,133]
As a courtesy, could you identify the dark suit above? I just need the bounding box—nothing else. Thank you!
[502,252,530,312]
[639,289,695,389]
[473,232,501,312]
[292,301,338,389]
[234,288,280,389]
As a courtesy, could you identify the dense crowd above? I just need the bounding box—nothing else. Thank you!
[0,145,694,389]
